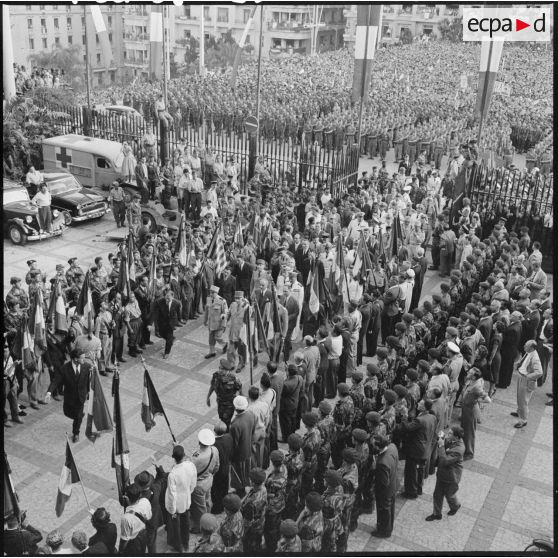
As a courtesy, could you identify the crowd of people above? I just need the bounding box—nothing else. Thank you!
[4,125,553,553]
[14,64,66,94]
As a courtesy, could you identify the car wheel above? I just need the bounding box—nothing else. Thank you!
[9,225,27,246]
[141,212,157,233]
[63,212,73,226]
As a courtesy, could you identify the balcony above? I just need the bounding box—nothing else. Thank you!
[268,20,309,32]
[123,32,149,43]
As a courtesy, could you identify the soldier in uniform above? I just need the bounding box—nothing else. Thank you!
[350,428,370,531]
[433,135,446,171]
[337,447,359,552]
[5,277,29,311]
[65,257,84,287]
[225,291,250,371]
[296,491,323,553]
[321,469,345,552]
[300,411,322,504]
[315,400,335,493]
[206,359,242,429]
[203,285,228,358]
[25,259,42,285]
[193,513,225,553]
[219,494,244,552]
[241,468,267,553]
[283,433,304,520]
[264,450,288,552]
[277,519,301,553]
[331,383,355,469]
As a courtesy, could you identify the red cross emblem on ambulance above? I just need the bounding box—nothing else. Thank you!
[55,147,73,169]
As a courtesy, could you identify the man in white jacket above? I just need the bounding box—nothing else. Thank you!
[165,445,197,552]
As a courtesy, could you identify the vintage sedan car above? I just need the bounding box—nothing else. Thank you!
[26,172,109,226]
[4,179,67,245]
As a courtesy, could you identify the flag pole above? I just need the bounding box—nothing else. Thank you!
[83,6,91,111]
[140,356,177,443]
[477,39,494,148]
[357,4,372,149]
[255,4,264,147]
[247,305,253,386]
[65,433,92,514]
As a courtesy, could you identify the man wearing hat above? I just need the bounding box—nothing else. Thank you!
[225,291,250,371]
[229,395,255,498]
[300,411,322,500]
[207,359,242,428]
[264,450,288,552]
[164,445,196,552]
[277,519,301,552]
[296,491,324,552]
[134,470,163,554]
[203,285,228,359]
[321,469,345,552]
[190,429,220,533]
[371,434,398,538]
[153,289,181,359]
[444,341,464,425]
[240,467,268,552]
[331,383,355,469]
[193,513,225,552]
[219,494,244,552]
[336,448,359,551]
[5,277,29,311]
[511,340,543,429]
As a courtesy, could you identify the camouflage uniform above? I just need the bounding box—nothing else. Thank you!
[337,463,359,553]
[321,485,345,552]
[241,485,267,553]
[300,428,322,503]
[296,508,324,553]
[349,382,366,430]
[315,414,336,493]
[219,511,244,553]
[331,396,355,469]
[193,533,225,553]
[350,442,370,531]
[277,534,302,552]
[210,369,241,428]
[283,449,304,519]
[264,466,288,552]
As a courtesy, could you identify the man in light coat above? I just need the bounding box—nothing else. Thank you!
[512,340,543,428]
[204,285,228,359]
[165,445,197,552]
[226,291,250,371]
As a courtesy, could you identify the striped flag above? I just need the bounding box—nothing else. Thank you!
[231,4,258,90]
[112,372,130,507]
[149,5,164,81]
[141,369,165,433]
[175,214,189,267]
[127,234,137,283]
[475,38,504,123]
[76,271,95,333]
[21,317,36,373]
[391,213,403,258]
[355,231,374,285]
[90,6,113,70]
[308,265,320,317]
[33,290,47,357]
[207,224,227,276]
[147,241,159,301]
[352,4,382,104]
[233,217,244,250]
[48,279,68,333]
[55,441,81,517]
[85,368,113,443]
[330,233,346,297]
[4,452,21,521]
[116,246,131,302]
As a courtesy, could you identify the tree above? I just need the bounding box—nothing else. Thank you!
[438,17,463,42]
[28,44,85,90]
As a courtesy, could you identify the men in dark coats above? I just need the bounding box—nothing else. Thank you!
[477,307,493,348]
[46,349,91,442]
[3,514,43,556]
[520,300,541,347]
[366,291,383,357]
[134,276,153,349]
[232,255,253,298]
[211,421,234,513]
[268,362,284,451]
[497,311,522,388]
[283,288,300,362]
[89,507,117,554]
[372,435,399,538]
[279,364,303,441]
[229,396,256,497]
[395,398,437,498]
[357,294,373,366]
[216,267,237,307]
[294,240,312,285]
[154,290,181,359]
[207,359,242,428]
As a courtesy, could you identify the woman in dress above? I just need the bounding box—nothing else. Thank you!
[213,154,225,182]
[487,321,504,397]
[121,141,136,182]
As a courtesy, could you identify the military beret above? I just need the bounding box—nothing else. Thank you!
[376,347,389,358]
[220,358,234,370]
[351,370,364,382]
[402,312,414,324]
[406,368,418,381]
[446,326,459,337]
[223,493,242,512]
[249,467,267,485]
[417,359,430,370]
[448,316,460,326]
[200,513,219,532]
[393,384,408,398]
[487,276,496,284]
[471,293,482,301]
[324,469,343,487]
[432,294,442,303]
[366,363,379,376]
[9,276,21,284]
[342,447,359,464]
[270,450,285,464]
[428,347,441,359]
[46,530,64,547]
[352,428,369,443]
[337,382,350,395]
[288,433,303,451]
[440,282,451,292]
[318,400,332,414]
[459,312,470,321]
[383,389,397,404]
[450,275,459,283]
[452,269,462,278]
[386,335,401,348]
[280,519,298,537]
[302,411,319,428]
[366,411,381,425]
[479,281,489,288]
[305,491,323,512]
[68,257,77,265]
[56,264,64,271]
[26,259,36,266]
[395,322,407,333]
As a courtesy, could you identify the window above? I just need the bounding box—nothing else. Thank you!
[108,16,112,27]
[67,17,72,28]
[42,37,47,48]
[54,18,59,29]
[204,6,210,20]
[96,53,101,63]
[55,37,60,45]
[246,34,251,44]
[123,51,127,60]
[68,35,73,44]
[183,6,190,18]
[109,33,112,42]
[96,35,99,44]
[81,16,85,27]
[52,5,58,9]
[183,29,191,39]
[26,5,32,10]
[243,9,251,23]
[29,38,35,50]
[217,8,228,23]
[27,18,33,29]
[82,35,86,45]
[110,71,116,83]
[41,18,46,28]
[39,5,45,10]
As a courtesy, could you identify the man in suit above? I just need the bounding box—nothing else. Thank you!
[536,307,553,389]
[3,514,43,556]
[372,434,399,538]
[216,267,236,308]
[135,156,150,204]
[282,286,300,363]
[229,396,256,498]
[231,254,252,298]
[155,290,181,359]
[211,421,233,514]
[204,286,228,359]
[512,340,543,428]
[294,239,312,285]
[45,349,91,442]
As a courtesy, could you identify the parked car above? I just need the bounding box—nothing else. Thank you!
[3,179,67,245]
[26,172,109,226]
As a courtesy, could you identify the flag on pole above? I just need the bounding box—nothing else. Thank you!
[330,233,346,298]
[85,368,113,442]
[55,441,81,517]
[253,302,269,357]
[127,234,137,283]
[90,6,113,70]
[231,4,258,90]
[175,214,189,267]
[147,241,159,301]
[21,317,36,373]
[308,265,320,316]
[475,38,504,122]
[233,217,244,250]
[112,372,130,507]
[141,369,166,432]
[207,224,227,275]
[48,279,68,333]
[149,5,164,81]
[352,4,382,104]
[116,245,131,302]
[76,271,95,333]
[355,231,374,285]
[33,290,47,357]
[391,213,402,258]
[4,453,21,521]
